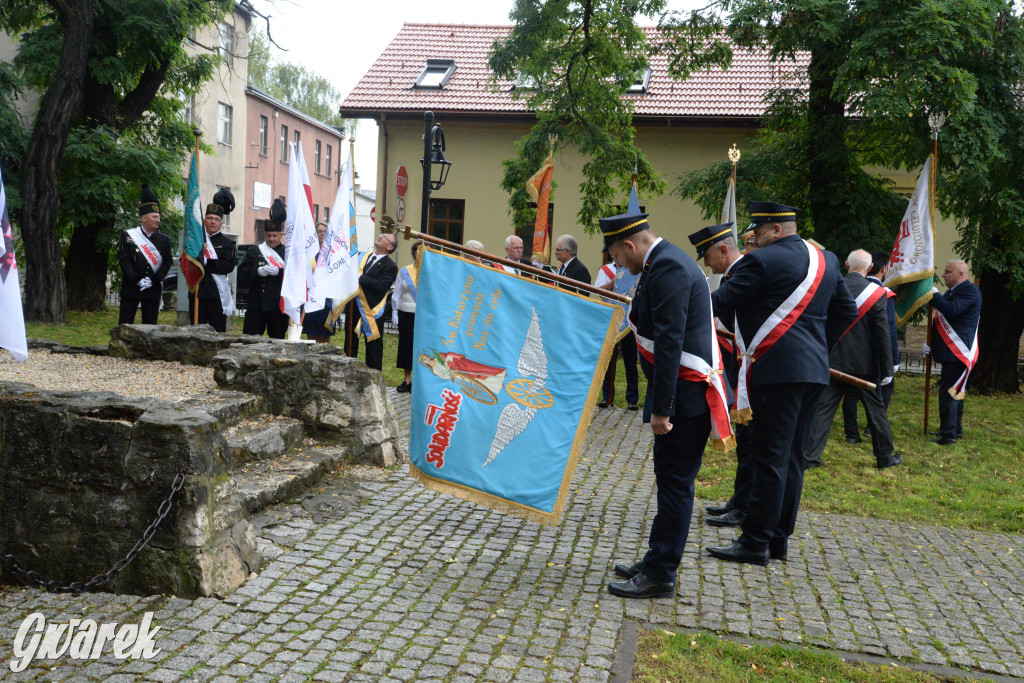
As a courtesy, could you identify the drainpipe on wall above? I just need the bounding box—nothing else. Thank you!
[379,114,389,218]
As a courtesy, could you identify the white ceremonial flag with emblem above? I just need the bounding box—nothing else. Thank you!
[281,142,316,324]
[883,156,935,326]
[308,153,360,313]
[0,162,27,361]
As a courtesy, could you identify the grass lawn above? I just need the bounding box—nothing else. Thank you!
[21,308,1024,533]
[635,630,980,682]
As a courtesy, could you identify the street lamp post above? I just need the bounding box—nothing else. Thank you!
[419,111,452,234]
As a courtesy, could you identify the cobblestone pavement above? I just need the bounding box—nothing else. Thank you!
[2,391,1023,681]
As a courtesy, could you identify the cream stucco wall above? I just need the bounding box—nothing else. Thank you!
[0,33,39,128]
[375,117,961,277]
[183,8,251,240]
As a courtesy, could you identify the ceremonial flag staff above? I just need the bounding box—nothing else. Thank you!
[923,111,946,436]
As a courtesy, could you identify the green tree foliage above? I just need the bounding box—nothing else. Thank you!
[0,61,28,221]
[248,30,352,131]
[1,0,229,318]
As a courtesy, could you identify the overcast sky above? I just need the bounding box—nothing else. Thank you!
[248,0,708,191]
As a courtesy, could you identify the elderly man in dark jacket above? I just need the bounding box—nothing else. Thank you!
[804,249,901,470]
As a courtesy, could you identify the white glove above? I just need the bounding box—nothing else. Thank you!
[922,342,931,355]
[138,277,152,290]
[931,286,940,295]
[258,264,280,277]
[892,364,900,375]
[880,376,893,386]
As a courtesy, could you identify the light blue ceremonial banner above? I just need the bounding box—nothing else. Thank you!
[409,247,623,525]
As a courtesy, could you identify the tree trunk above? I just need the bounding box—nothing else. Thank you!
[20,0,93,323]
[805,48,851,251]
[970,271,1023,394]
[64,220,111,311]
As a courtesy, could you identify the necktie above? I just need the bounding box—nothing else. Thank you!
[365,256,376,272]
[558,264,565,276]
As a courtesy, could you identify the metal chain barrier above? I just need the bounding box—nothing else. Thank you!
[0,468,190,594]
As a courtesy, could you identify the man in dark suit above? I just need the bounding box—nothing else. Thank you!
[688,223,753,528]
[554,234,591,289]
[706,201,856,566]
[239,199,288,339]
[117,185,172,325]
[344,231,398,371]
[925,259,982,445]
[189,188,237,332]
[803,249,901,469]
[603,210,718,599]
[842,249,900,441]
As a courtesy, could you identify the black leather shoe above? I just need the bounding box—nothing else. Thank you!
[706,508,745,528]
[627,404,639,411]
[931,437,956,445]
[613,560,644,579]
[598,401,609,408]
[804,460,822,470]
[769,538,788,561]
[845,437,862,444]
[877,452,903,469]
[706,540,769,567]
[396,381,411,393]
[705,501,735,516]
[607,573,675,599]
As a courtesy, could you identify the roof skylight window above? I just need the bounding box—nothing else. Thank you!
[415,59,456,89]
[626,67,652,94]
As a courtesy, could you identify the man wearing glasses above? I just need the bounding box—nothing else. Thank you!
[344,231,398,371]
[554,234,591,290]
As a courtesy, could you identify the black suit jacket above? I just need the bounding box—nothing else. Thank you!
[117,228,172,301]
[197,231,237,300]
[712,234,856,387]
[557,257,591,289]
[238,244,285,312]
[630,239,712,420]
[359,253,397,309]
[831,272,892,380]
[930,279,982,364]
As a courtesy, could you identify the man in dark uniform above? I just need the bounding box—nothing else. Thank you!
[239,199,288,339]
[554,234,591,289]
[925,259,982,445]
[117,185,172,325]
[189,188,237,332]
[706,201,856,566]
[688,223,752,528]
[603,209,716,599]
[344,231,398,371]
[803,249,901,470]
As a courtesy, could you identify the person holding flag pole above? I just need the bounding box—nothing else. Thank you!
[0,161,27,362]
[116,184,172,325]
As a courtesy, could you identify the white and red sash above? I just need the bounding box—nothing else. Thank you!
[837,280,893,342]
[715,318,734,356]
[494,263,521,275]
[934,310,979,399]
[733,241,826,423]
[203,232,235,315]
[628,274,735,451]
[258,242,285,269]
[127,227,163,273]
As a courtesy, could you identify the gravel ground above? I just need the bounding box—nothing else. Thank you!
[0,350,217,401]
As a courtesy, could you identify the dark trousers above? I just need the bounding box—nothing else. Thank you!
[601,334,639,406]
[938,361,966,439]
[188,294,226,332]
[804,377,895,467]
[727,423,754,514]
[118,295,159,325]
[396,310,416,370]
[842,381,893,438]
[243,308,289,339]
[740,383,822,551]
[365,337,383,372]
[343,300,360,358]
[642,411,710,583]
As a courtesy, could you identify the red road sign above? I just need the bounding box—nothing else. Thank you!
[396,197,406,222]
[370,206,376,222]
[395,165,409,198]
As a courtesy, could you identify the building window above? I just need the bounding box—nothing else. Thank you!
[323,206,330,224]
[626,66,652,94]
[516,202,555,260]
[217,102,232,145]
[325,145,332,178]
[313,204,319,223]
[315,140,322,175]
[258,116,268,156]
[280,125,289,161]
[429,199,465,244]
[184,94,196,126]
[219,23,234,67]
[294,130,300,149]
[414,59,456,89]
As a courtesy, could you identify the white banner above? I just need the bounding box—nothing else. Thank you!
[281,142,316,324]
[308,152,360,313]
[884,156,934,288]
[0,162,27,362]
